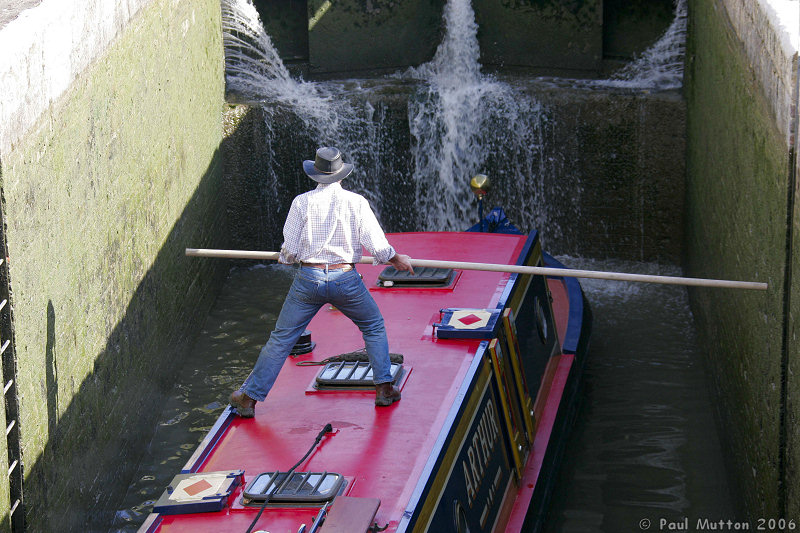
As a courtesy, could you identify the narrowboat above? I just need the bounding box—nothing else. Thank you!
[138,214,591,532]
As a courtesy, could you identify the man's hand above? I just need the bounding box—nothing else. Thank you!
[389,253,415,275]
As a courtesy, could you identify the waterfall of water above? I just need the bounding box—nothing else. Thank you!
[600,0,687,90]
[400,0,555,231]
[221,0,392,215]
[221,0,562,233]
[221,0,331,120]
[220,0,685,238]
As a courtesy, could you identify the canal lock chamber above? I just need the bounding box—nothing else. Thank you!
[2,0,797,530]
[219,0,800,524]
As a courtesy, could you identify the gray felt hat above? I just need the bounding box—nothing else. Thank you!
[302,147,354,184]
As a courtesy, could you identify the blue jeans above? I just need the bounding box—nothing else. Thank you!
[241,266,393,401]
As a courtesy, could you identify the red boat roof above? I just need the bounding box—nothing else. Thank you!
[148,231,576,533]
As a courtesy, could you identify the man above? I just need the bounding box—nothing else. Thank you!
[229,147,414,417]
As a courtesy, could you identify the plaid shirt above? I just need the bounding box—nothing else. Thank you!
[279,182,396,265]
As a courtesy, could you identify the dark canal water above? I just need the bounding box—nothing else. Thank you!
[542,257,735,532]
[109,264,296,532]
[109,256,735,532]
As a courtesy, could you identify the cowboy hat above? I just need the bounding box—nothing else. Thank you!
[302,147,353,184]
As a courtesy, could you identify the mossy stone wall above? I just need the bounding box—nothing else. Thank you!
[306,0,445,78]
[0,0,227,529]
[473,0,603,76]
[685,0,792,518]
[785,58,800,520]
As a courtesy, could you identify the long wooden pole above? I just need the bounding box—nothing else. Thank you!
[185,248,769,291]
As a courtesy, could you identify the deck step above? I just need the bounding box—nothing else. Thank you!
[318,496,380,533]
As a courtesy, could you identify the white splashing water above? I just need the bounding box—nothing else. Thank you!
[220,0,685,233]
[221,0,390,211]
[221,0,330,118]
[598,0,687,90]
[400,0,554,231]
[221,0,559,232]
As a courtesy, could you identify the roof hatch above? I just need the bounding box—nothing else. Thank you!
[377,266,456,288]
[315,361,404,389]
[242,471,345,506]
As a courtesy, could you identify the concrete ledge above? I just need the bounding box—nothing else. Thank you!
[720,0,799,145]
[0,0,154,155]
[0,0,226,527]
[0,1,43,29]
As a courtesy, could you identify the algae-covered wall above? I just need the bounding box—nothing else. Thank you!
[787,96,800,519]
[307,0,444,77]
[0,0,227,529]
[473,0,603,76]
[684,0,797,518]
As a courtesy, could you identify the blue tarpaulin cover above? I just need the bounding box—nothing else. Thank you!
[466,207,523,234]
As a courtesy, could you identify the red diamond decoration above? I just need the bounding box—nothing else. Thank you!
[184,479,213,496]
[457,313,482,326]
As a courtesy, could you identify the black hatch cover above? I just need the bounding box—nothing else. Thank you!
[378,266,454,287]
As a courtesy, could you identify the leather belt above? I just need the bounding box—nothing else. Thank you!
[301,262,354,272]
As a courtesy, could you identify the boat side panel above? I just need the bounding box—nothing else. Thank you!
[401,344,515,533]
[507,277,592,532]
[505,238,561,405]
[505,353,575,532]
[542,252,587,354]
[400,233,572,533]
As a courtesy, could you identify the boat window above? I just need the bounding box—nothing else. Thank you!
[533,296,548,343]
[377,266,456,288]
[316,361,403,388]
[242,471,344,505]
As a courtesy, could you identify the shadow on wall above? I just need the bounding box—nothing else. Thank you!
[46,301,57,442]
[1,149,230,531]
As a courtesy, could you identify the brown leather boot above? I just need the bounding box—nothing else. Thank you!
[230,390,256,418]
[375,382,401,406]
